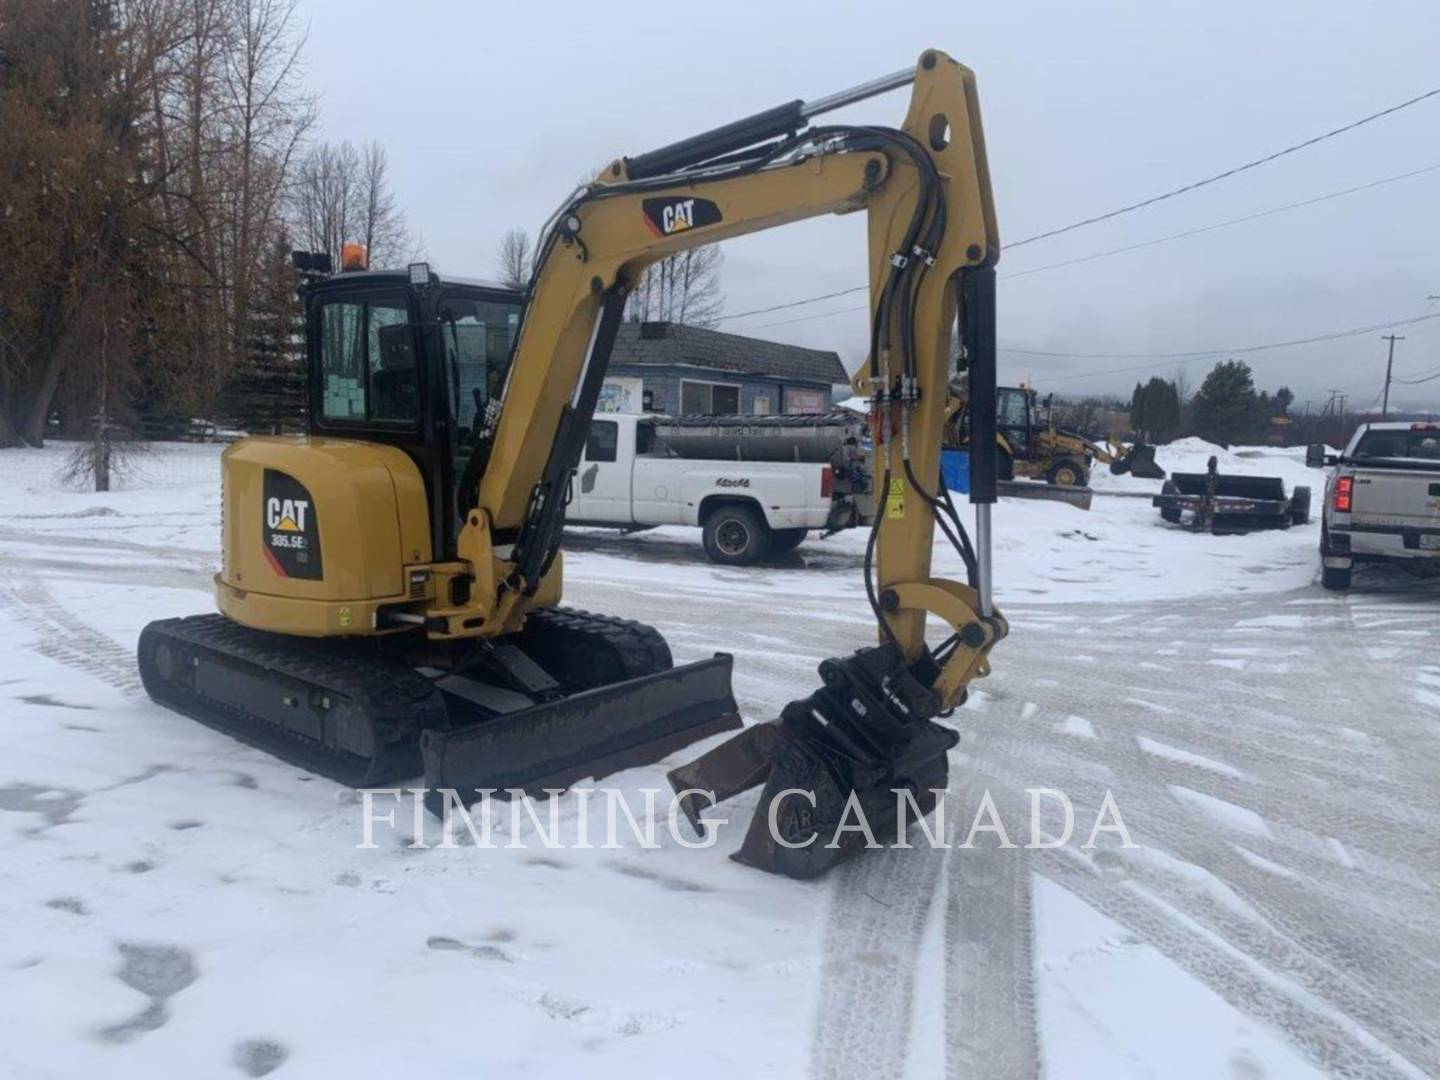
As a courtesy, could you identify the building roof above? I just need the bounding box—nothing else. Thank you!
[610,321,848,386]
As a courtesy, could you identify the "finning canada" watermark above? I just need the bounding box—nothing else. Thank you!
[357,786,1136,852]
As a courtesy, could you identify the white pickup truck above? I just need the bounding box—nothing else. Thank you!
[1309,421,1440,591]
[567,413,870,564]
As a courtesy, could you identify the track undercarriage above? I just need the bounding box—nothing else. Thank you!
[138,608,741,793]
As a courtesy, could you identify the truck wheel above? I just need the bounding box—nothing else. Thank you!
[702,505,771,565]
[1322,565,1352,591]
[767,528,808,556]
[1289,486,1311,526]
[1046,459,1086,487]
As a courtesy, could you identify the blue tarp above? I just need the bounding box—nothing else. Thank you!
[940,449,970,493]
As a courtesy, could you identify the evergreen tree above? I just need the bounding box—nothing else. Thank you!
[1192,359,1258,445]
[224,233,306,433]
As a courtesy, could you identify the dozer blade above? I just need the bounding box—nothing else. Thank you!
[668,644,958,880]
[422,655,740,817]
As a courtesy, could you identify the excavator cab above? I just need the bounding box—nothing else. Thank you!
[303,267,523,559]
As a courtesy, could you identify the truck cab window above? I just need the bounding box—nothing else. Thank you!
[585,420,618,463]
[319,296,415,423]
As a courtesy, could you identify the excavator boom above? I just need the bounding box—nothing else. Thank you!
[423,50,1008,876]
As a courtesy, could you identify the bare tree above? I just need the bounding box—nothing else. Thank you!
[625,245,725,327]
[293,139,410,270]
[496,228,534,291]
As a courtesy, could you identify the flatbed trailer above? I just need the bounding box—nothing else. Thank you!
[1152,455,1310,533]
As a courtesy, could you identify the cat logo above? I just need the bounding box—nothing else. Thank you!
[261,469,323,580]
[266,497,309,533]
[642,195,723,238]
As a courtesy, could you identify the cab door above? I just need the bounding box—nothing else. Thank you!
[570,418,634,524]
[996,388,1034,459]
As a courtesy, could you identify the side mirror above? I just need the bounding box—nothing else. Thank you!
[1304,443,1333,468]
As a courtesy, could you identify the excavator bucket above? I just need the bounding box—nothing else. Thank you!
[422,655,740,817]
[1110,441,1165,479]
[668,644,959,879]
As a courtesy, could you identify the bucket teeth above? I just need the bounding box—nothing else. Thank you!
[668,644,959,879]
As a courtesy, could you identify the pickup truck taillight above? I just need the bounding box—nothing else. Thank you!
[1332,476,1353,513]
[821,465,834,499]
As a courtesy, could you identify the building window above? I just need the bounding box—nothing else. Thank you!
[680,379,741,415]
[753,395,771,415]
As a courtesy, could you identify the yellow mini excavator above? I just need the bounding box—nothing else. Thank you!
[138,50,1007,878]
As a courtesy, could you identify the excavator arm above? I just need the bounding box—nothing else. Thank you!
[438,50,1008,875]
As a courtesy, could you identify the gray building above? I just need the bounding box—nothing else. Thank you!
[597,321,848,417]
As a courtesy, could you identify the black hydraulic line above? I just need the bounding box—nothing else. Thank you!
[512,286,629,592]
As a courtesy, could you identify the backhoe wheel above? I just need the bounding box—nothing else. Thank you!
[768,527,808,556]
[996,447,1015,482]
[1322,565,1352,592]
[1046,458,1086,487]
[702,504,771,566]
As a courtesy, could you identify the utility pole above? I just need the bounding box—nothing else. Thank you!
[1380,334,1405,418]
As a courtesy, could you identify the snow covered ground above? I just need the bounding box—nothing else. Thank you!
[1,438,1437,1079]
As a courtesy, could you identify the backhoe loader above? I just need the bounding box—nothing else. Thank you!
[947,383,1164,486]
[138,50,1006,878]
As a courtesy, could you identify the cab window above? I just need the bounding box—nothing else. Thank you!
[319,295,416,423]
[997,388,1030,428]
[585,420,618,463]
[438,295,522,443]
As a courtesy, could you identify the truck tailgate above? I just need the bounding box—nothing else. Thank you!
[1351,467,1440,528]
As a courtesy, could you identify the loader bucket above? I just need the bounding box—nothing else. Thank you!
[422,655,740,816]
[1111,441,1165,479]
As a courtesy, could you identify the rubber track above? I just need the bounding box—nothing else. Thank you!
[517,606,673,686]
[138,614,442,786]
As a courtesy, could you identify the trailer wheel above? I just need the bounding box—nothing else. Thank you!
[1046,458,1087,487]
[1289,486,1311,526]
[1158,480,1182,524]
[702,504,771,565]
[1322,565,1352,591]
[768,528,808,556]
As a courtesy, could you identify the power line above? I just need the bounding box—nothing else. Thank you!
[1007,84,1440,247]
[722,156,1440,324]
[1002,162,1440,280]
[717,87,1440,325]
[717,284,866,323]
[1025,311,1440,383]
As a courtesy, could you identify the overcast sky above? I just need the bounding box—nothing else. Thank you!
[303,1,1439,411]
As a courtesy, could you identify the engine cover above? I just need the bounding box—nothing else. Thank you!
[216,436,432,636]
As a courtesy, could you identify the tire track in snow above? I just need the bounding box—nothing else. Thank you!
[807,838,947,1080]
[0,574,143,695]
[1037,847,1428,1080]
[942,830,1040,1080]
[972,592,1440,1078]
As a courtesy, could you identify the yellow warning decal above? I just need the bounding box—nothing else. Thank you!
[885,478,906,519]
